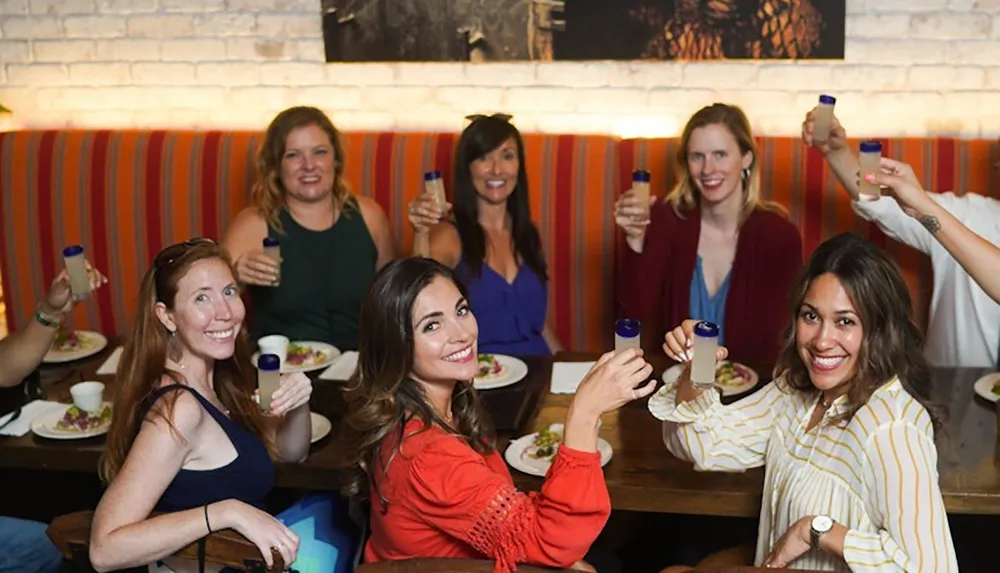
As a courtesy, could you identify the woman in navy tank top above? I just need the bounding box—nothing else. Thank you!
[407,114,560,357]
[89,239,314,572]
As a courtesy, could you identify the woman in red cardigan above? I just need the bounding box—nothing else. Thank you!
[614,103,802,367]
[338,257,655,573]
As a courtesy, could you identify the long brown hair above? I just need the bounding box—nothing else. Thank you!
[252,106,354,230]
[338,258,495,508]
[666,103,785,221]
[452,114,547,282]
[99,240,274,484]
[775,233,942,432]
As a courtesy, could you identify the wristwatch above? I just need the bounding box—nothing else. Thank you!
[810,515,834,550]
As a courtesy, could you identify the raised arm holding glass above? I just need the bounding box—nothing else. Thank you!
[339,257,655,572]
[89,239,312,572]
[615,103,802,367]
[657,233,957,572]
[802,106,1000,368]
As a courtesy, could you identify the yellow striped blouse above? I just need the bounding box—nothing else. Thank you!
[656,376,958,572]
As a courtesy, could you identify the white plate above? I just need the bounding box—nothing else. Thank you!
[473,354,529,390]
[660,361,759,397]
[972,372,1000,403]
[504,423,613,477]
[43,331,108,364]
[253,341,341,374]
[310,412,332,444]
[31,402,112,440]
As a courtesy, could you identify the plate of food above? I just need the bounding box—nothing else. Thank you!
[254,341,340,374]
[310,412,332,444]
[660,360,759,397]
[504,423,613,477]
[972,372,1000,403]
[43,329,108,364]
[473,354,529,390]
[31,402,112,440]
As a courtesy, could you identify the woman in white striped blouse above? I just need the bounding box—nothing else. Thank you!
[653,233,958,572]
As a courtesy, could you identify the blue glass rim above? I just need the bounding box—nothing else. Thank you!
[632,170,650,183]
[694,321,719,338]
[258,353,281,371]
[615,318,640,337]
[819,94,836,105]
[262,237,280,247]
[424,170,442,180]
[860,140,882,153]
[62,245,84,257]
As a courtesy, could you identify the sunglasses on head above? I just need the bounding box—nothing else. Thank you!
[154,237,217,269]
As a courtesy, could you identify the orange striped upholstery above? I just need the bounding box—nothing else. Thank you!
[620,136,1000,330]
[0,130,620,351]
[2,131,996,350]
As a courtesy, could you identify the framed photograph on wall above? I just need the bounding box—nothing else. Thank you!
[321,0,846,63]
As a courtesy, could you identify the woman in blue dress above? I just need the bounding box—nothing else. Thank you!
[408,114,560,356]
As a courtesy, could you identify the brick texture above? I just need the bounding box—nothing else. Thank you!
[0,0,998,136]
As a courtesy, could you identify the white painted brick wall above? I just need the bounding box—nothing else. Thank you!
[1,0,999,137]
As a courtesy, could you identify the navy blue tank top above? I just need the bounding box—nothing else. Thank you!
[142,385,275,512]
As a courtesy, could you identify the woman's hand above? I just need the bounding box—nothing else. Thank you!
[763,516,812,569]
[216,500,299,568]
[572,348,655,417]
[801,108,848,155]
[235,251,280,286]
[662,319,729,364]
[613,189,655,244]
[408,192,451,232]
[864,157,936,219]
[268,372,312,417]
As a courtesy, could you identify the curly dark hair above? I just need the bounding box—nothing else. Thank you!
[337,257,495,509]
[775,233,943,432]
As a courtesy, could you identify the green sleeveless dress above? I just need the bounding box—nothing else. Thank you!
[248,203,377,351]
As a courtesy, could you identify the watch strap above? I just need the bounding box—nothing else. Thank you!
[35,305,63,328]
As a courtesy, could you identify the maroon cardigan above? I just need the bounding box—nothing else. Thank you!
[617,203,803,366]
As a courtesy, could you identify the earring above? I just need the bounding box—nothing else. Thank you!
[741,167,751,181]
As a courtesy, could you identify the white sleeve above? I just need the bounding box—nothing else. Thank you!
[659,381,789,472]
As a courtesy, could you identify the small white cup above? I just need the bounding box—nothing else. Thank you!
[257,335,290,368]
[70,381,105,413]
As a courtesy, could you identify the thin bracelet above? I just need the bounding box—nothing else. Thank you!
[204,504,212,534]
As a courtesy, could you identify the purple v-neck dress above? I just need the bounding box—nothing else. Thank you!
[455,260,551,356]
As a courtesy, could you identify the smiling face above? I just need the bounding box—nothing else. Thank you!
[279,123,336,204]
[156,258,245,364]
[409,276,479,383]
[795,272,863,393]
[470,137,519,206]
[686,123,753,209]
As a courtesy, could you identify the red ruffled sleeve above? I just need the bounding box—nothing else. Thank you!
[403,437,610,573]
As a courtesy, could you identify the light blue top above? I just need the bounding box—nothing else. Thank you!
[689,255,731,345]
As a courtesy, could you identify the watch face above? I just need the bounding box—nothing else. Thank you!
[812,515,834,533]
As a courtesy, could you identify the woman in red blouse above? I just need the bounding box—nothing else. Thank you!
[614,103,803,367]
[339,257,655,572]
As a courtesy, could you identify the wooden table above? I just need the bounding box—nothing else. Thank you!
[2,347,999,518]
